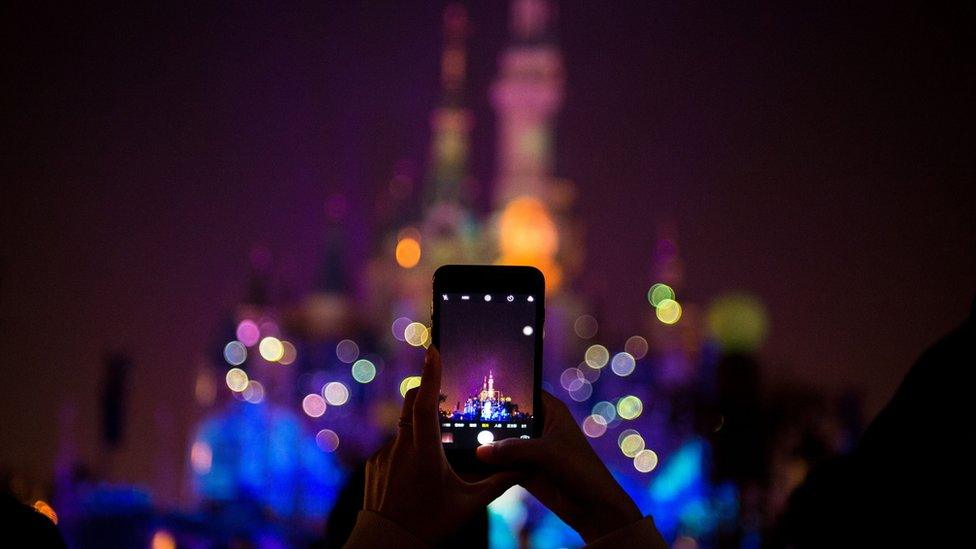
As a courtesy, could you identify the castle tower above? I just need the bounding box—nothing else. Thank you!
[425,3,473,208]
[490,0,564,206]
[491,0,567,291]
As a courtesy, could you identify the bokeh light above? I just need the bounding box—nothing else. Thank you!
[335,339,360,363]
[522,325,533,336]
[611,352,636,377]
[351,359,377,383]
[582,414,608,438]
[584,344,610,368]
[190,441,212,474]
[242,380,265,404]
[225,368,248,392]
[395,237,422,268]
[633,449,659,473]
[236,320,260,347]
[392,317,411,341]
[316,429,340,452]
[624,335,649,359]
[223,341,247,366]
[400,375,422,397]
[706,293,770,352]
[617,395,643,420]
[259,337,285,361]
[647,283,675,307]
[302,394,327,418]
[618,430,645,457]
[150,530,176,549]
[655,299,682,324]
[323,381,350,406]
[592,401,617,423]
[559,367,583,390]
[579,361,602,383]
[573,315,598,339]
[404,322,429,347]
[477,430,495,445]
[568,379,593,402]
[278,341,297,365]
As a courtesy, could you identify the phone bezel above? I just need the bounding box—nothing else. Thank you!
[431,264,545,471]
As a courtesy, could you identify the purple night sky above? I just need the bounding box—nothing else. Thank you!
[439,295,537,416]
[2,1,973,505]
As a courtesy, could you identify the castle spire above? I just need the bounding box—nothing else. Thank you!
[490,0,564,206]
[424,3,473,207]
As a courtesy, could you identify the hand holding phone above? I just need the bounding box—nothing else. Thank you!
[432,265,545,471]
[356,347,521,545]
[477,392,665,546]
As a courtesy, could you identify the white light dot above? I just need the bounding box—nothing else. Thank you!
[477,430,495,445]
[611,352,637,377]
[225,368,248,392]
[634,449,659,473]
[323,381,350,406]
[484,294,492,301]
[522,325,534,336]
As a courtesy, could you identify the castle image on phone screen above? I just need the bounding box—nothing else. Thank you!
[438,293,536,448]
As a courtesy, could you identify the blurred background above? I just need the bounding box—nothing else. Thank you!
[1,0,973,547]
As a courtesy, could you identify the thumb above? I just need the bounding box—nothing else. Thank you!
[475,437,545,466]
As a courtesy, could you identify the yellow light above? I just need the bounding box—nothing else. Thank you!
[584,344,610,369]
[404,322,429,347]
[150,530,176,549]
[396,237,422,268]
[399,375,422,397]
[647,283,675,307]
[633,449,659,473]
[620,433,646,458]
[617,395,643,420]
[33,500,58,524]
[225,368,248,392]
[259,336,285,361]
[706,293,769,352]
[655,299,682,324]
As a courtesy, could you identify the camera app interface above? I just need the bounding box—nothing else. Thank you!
[438,292,537,449]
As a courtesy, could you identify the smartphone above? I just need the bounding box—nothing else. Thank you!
[431,264,545,470]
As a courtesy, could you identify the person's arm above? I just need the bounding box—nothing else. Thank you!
[477,392,668,548]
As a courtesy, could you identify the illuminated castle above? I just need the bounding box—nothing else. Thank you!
[449,370,526,422]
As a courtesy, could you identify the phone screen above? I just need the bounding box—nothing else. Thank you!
[437,292,538,449]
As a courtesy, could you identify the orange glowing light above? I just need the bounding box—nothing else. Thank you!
[496,196,562,291]
[497,196,559,258]
[395,237,422,268]
[33,500,58,524]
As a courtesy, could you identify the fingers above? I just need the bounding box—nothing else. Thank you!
[475,436,545,466]
[412,346,443,447]
[400,386,419,437]
[468,470,524,506]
